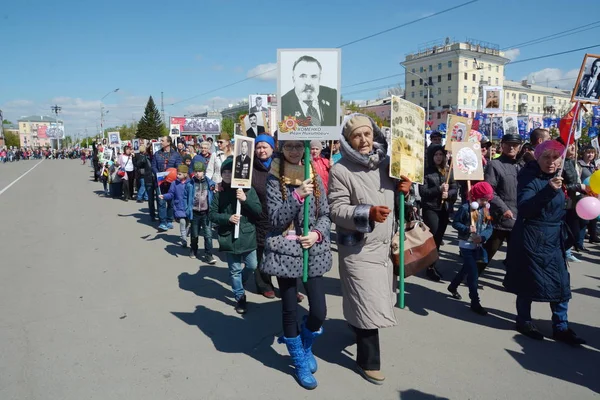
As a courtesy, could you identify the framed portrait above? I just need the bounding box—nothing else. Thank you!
[502,116,519,136]
[445,115,472,151]
[491,116,504,138]
[132,139,140,153]
[249,94,270,114]
[452,142,484,181]
[242,112,268,139]
[231,135,255,189]
[108,132,121,146]
[102,138,107,146]
[152,141,162,155]
[389,96,425,183]
[482,86,503,113]
[234,123,243,136]
[571,54,600,104]
[277,48,341,141]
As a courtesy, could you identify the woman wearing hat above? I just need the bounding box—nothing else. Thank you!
[504,140,586,346]
[329,114,411,385]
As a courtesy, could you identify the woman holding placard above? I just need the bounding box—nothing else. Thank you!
[262,140,331,390]
[329,114,411,385]
[503,140,586,346]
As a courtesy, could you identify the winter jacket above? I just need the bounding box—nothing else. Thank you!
[419,145,457,212]
[135,153,154,183]
[562,158,583,209]
[151,148,182,175]
[578,159,597,182]
[162,179,193,219]
[312,156,331,194]
[190,176,216,213]
[261,170,332,279]
[485,154,521,231]
[452,202,493,242]
[209,186,262,254]
[251,156,272,248]
[503,161,571,303]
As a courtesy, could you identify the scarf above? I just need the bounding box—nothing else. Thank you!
[261,157,273,169]
[339,113,388,170]
[270,158,314,185]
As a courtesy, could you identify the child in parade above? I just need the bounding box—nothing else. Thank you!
[209,158,262,314]
[100,161,110,196]
[159,165,194,248]
[190,162,217,264]
[448,182,494,315]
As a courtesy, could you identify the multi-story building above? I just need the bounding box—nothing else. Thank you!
[17,115,63,148]
[1,123,19,148]
[361,97,392,124]
[502,80,571,128]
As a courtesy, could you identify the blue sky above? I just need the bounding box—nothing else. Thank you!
[1,0,598,135]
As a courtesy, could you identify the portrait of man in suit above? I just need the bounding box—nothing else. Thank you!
[250,96,268,113]
[575,58,600,101]
[234,140,252,180]
[245,113,265,138]
[281,55,338,126]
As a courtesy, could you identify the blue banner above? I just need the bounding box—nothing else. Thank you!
[438,123,447,132]
[517,117,528,137]
[589,126,599,139]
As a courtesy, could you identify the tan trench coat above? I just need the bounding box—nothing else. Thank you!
[328,155,397,330]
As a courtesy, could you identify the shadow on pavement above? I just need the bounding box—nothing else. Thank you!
[505,333,600,394]
[398,389,450,399]
[118,211,156,229]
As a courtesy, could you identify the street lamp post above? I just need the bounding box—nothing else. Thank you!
[51,105,62,150]
[100,88,119,139]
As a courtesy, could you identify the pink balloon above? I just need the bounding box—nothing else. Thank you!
[576,196,600,220]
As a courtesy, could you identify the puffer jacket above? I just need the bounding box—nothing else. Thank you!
[162,179,193,219]
[485,154,521,230]
[419,144,457,212]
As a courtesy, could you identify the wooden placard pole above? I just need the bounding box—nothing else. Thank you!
[302,140,311,283]
[234,200,241,239]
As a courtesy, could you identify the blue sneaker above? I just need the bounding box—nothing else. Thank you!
[167,222,174,229]
[158,224,168,232]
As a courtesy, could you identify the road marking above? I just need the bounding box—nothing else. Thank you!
[0,160,44,196]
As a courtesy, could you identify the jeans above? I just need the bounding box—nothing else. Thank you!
[481,229,511,271]
[449,248,481,304]
[516,296,569,332]
[351,325,380,370]
[227,251,258,301]
[146,184,156,220]
[102,180,108,194]
[190,211,213,254]
[137,177,148,201]
[157,188,174,224]
[178,218,189,244]
[277,276,326,338]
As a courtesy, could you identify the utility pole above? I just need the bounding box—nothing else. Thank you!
[51,105,62,150]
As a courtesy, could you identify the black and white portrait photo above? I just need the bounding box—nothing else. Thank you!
[231,135,255,188]
[170,124,181,136]
[503,116,519,136]
[108,132,121,146]
[243,112,266,138]
[573,54,600,103]
[277,48,341,140]
[182,117,221,134]
[133,139,140,153]
[249,95,269,113]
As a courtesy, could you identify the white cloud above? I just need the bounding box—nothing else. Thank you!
[3,99,34,108]
[521,68,580,89]
[211,64,224,71]
[503,48,520,61]
[247,63,277,81]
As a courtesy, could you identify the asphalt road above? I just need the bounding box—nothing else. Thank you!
[0,159,599,400]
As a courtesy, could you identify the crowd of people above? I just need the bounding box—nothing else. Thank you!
[88,117,597,390]
[0,146,92,162]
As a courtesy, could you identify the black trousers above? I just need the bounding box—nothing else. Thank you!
[277,276,326,338]
[254,246,274,293]
[146,183,156,220]
[479,229,511,273]
[351,325,380,370]
[422,207,449,268]
[125,171,135,199]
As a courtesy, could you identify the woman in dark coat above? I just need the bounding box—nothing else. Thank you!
[419,144,457,281]
[504,140,586,346]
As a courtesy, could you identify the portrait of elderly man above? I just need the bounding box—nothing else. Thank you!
[234,139,252,180]
[281,55,338,126]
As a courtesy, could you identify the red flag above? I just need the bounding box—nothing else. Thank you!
[559,103,579,145]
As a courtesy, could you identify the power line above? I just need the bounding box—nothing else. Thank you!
[502,21,600,50]
[508,44,600,65]
[168,0,478,107]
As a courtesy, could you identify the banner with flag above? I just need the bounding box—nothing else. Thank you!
[559,103,580,145]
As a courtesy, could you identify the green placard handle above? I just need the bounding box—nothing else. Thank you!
[302,140,311,283]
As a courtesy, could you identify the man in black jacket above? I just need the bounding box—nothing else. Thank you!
[478,134,522,274]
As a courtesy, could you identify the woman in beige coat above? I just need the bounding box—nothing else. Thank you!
[328,114,411,385]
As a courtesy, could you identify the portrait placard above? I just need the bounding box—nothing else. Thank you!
[451,142,484,181]
[152,142,162,155]
[390,96,425,183]
[231,135,255,189]
[482,86,503,114]
[242,112,269,138]
[170,116,221,135]
[445,115,472,151]
[249,95,270,114]
[277,48,341,141]
[108,132,121,146]
[571,54,600,104]
[234,123,243,136]
[132,139,140,153]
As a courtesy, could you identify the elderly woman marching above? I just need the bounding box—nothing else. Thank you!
[329,114,411,384]
[503,140,586,346]
[261,140,332,390]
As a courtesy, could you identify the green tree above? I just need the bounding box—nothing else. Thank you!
[2,119,12,124]
[136,96,163,140]
[5,131,20,147]
[221,118,234,135]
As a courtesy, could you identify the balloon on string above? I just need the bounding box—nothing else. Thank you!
[576,196,600,220]
[590,170,600,194]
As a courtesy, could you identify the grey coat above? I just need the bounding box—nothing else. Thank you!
[261,174,332,279]
[328,113,397,330]
[485,155,521,231]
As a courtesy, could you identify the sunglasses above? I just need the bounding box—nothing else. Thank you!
[217,140,225,144]
[283,144,304,152]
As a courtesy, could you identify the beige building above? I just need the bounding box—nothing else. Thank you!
[17,115,63,148]
[401,39,573,133]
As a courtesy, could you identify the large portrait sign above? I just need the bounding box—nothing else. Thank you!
[482,86,503,113]
[390,96,425,184]
[502,115,519,136]
[249,95,270,114]
[170,117,221,135]
[277,48,341,141]
[108,131,121,145]
[451,142,484,181]
[445,115,472,151]
[242,111,269,138]
[572,54,600,104]
[231,135,255,189]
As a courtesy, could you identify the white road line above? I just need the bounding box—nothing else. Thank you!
[0,160,44,196]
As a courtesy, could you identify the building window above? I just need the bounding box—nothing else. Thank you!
[464,72,468,79]
[437,87,442,95]
[420,66,424,73]
[495,78,499,85]
[471,99,476,107]
[438,63,442,70]
[538,107,540,113]
[473,74,476,81]
[428,77,433,85]
[437,112,441,119]
[448,86,452,93]
[488,64,491,71]
[448,60,452,68]
[437,75,442,83]
[463,98,467,105]
[438,100,442,106]
[411,80,415,87]
[429,65,433,72]
[472,87,476,94]
[473,61,477,68]
[419,78,423,85]
[512,93,516,99]
[463,85,467,93]
[496,66,499,73]
[412,68,415,73]
[464,60,468,67]
[538,96,541,102]
[419,90,423,97]
[419,102,423,107]
[488,76,491,83]
[411,92,415,98]
[448,73,452,80]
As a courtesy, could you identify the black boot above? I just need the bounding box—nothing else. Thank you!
[553,328,586,346]
[426,266,442,282]
[516,322,544,340]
